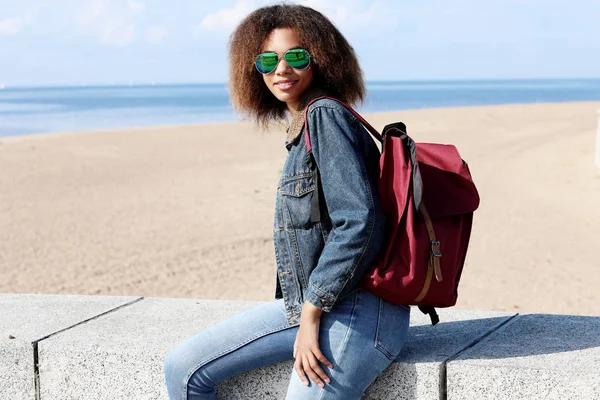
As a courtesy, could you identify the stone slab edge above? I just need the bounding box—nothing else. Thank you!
[445,314,523,363]
[443,314,588,400]
[31,296,144,400]
[439,313,520,399]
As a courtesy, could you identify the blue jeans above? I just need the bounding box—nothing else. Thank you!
[164,288,410,399]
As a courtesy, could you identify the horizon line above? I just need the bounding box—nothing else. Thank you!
[3,76,600,90]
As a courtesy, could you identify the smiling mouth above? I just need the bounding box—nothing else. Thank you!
[274,80,298,90]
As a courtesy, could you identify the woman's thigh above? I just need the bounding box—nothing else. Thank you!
[164,298,298,400]
[285,288,410,400]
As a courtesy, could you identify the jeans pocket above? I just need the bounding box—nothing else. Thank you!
[374,298,410,361]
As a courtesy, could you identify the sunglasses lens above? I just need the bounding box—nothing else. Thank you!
[255,49,311,74]
[255,53,278,74]
[285,49,310,70]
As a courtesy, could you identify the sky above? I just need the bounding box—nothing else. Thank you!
[1,0,599,86]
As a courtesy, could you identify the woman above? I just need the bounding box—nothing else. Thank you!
[164,4,410,399]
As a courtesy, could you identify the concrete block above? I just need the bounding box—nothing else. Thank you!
[38,297,515,400]
[0,293,140,400]
[447,314,600,400]
[365,309,516,399]
[38,298,264,400]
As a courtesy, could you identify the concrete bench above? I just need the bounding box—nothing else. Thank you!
[2,294,599,399]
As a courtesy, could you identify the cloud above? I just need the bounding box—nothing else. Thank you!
[307,0,402,33]
[102,22,135,46]
[198,0,259,33]
[77,0,146,46]
[196,0,400,36]
[146,26,168,43]
[195,0,335,34]
[0,6,40,37]
[127,0,145,15]
[0,17,23,36]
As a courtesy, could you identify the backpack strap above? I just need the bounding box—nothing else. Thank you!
[418,306,439,325]
[381,126,423,211]
[389,129,442,300]
[418,204,443,283]
[302,96,381,224]
[413,203,443,306]
[302,96,383,154]
[305,152,324,223]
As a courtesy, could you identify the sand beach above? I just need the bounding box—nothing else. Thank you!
[1,101,599,316]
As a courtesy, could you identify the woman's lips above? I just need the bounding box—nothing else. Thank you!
[274,80,298,91]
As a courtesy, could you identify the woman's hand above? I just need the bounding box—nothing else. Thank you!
[293,301,333,388]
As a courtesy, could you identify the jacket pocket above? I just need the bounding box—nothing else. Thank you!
[279,174,316,230]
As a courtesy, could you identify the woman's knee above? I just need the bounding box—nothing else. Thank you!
[165,339,218,396]
[164,342,200,392]
[164,345,185,387]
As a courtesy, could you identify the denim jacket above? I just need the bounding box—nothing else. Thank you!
[273,89,387,327]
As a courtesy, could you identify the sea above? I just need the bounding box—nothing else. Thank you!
[1,79,600,138]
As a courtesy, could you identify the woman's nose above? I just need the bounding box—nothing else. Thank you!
[274,58,293,75]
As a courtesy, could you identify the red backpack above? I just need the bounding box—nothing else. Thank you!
[304,97,480,325]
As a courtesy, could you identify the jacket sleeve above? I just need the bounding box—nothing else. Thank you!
[303,102,386,312]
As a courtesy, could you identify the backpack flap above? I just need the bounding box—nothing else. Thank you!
[417,143,480,218]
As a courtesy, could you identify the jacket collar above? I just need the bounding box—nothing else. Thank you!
[285,87,330,145]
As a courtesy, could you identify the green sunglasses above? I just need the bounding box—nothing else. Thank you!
[255,48,311,75]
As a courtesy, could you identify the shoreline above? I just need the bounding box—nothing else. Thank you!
[1,100,599,143]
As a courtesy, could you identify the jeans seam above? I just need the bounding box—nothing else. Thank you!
[374,300,408,361]
[183,323,294,399]
[315,289,360,400]
[374,298,393,360]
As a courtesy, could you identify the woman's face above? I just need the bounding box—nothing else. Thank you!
[260,28,314,114]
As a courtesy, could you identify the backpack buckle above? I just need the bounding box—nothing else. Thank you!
[431,240,442,257]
